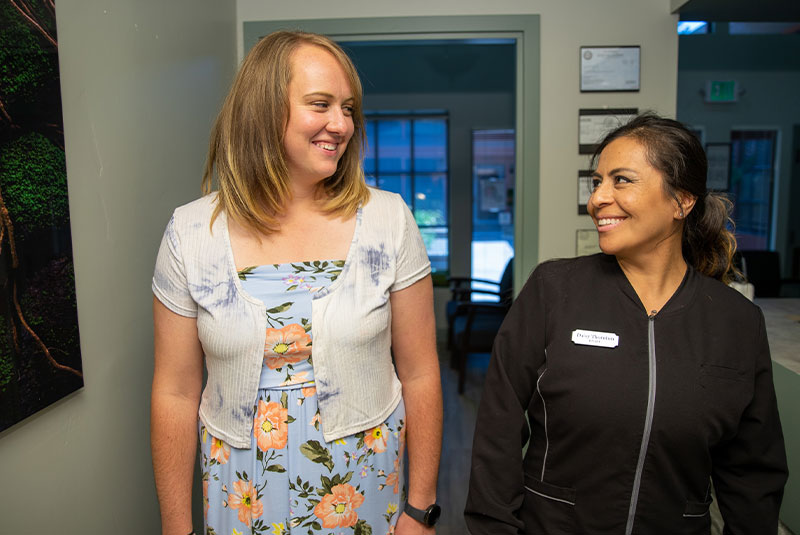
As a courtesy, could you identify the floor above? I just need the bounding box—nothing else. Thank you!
[433,343,795,535]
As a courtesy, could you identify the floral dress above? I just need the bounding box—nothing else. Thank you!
[199,260,406,535]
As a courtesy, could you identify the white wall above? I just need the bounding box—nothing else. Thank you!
[0,1,236,533]
[237,0,680,271]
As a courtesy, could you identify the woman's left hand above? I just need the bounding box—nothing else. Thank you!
[395,512,436,534]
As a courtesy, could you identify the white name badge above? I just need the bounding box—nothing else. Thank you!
[571,329,619,348]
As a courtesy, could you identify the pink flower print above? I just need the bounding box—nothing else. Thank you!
[364,423,389,453]
[210,436,230,464]
[313,483,364,529]
[227,479,263,526]
[253,400,288,452]
[264,323,312,369]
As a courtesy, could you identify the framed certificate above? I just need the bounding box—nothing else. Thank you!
[578,108,638,154]
[578,170,593,214]
[706,143,731,191]
[580,46,640,92]
[576,229,601,257]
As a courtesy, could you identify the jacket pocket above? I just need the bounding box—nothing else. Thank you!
[521,475,577,534]
[700,363,745,382]
[683,499,711,517]
[682,499,713,535]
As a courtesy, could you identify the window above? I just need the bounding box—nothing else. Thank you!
[471,129,515,300]
[364,113,449,273]
[677,21,710,35]
[729,129,778,250]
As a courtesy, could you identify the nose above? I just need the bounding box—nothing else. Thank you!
[589,178,613,208]
[326,107,349,135]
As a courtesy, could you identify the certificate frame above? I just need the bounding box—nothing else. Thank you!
[580,45,641,92]
[705,143,731,191]
[576,229,601,257]
[578,108,638,154]
[578,170,593,215]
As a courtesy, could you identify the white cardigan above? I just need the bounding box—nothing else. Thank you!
[152,188,431,448]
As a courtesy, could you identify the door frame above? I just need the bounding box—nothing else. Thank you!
[243,15,540,293]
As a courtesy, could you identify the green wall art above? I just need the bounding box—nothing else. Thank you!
[0,0,83,432]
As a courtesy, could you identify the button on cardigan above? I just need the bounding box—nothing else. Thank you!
[152,188,431,448]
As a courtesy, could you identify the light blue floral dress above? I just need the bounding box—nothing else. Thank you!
[199,260,406,535]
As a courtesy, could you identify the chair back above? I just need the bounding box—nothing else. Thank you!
[498,257,514,305]
[737,250,781,298]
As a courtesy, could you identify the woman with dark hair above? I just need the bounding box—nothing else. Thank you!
[466,112,787,534]
[151,31,442,535]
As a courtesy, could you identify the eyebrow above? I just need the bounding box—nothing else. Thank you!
[592,167,638,178]
[303,91,354,101]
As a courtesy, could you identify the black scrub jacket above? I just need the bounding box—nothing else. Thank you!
[466,254,787,535]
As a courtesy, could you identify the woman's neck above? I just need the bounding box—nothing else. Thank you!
[617,245,688,315]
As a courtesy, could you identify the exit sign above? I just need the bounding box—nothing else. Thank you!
[705,80,739,103]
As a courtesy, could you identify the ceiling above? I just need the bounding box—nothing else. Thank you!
[675,0,800,21]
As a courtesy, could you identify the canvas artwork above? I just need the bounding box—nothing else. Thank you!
[0,0,83,432]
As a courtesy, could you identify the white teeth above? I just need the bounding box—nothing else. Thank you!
[598,218,624,226]
[314,142,337,151]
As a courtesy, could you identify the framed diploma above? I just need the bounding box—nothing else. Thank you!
[578,170,593,215]
[576,229,601,257]
[580,46,640,92]
[578,108,638,154]
[705,143,731,191]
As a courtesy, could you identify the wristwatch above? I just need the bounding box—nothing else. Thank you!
[403,502,441,527]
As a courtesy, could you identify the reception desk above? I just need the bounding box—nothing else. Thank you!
[756,298,800,531]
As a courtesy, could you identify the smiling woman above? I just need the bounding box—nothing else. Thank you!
[151,30,442,535]
[466,113,787,535]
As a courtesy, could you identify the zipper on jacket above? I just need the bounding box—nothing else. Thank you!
[625,311,658,535]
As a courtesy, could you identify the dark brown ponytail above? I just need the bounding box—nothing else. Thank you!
[592,112,739,283]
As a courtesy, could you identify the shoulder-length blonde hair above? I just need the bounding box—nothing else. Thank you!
[202,30,369,233]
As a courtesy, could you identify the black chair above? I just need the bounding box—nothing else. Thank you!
[447,258,513,393]
[735,250,800,298]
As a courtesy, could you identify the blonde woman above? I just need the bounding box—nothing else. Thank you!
[151,31,442,535]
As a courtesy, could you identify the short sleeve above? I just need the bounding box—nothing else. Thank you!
[152,214,198,317]
[390,200,431,292]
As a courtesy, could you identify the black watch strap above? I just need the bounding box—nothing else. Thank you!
[403,502,441,527]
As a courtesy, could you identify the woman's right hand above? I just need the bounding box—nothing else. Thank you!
[151,297,204,535]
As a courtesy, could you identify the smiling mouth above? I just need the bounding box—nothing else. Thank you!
[596,217,625,228]
[313,141,338,152]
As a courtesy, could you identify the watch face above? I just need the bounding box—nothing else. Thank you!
[425,504,442,526]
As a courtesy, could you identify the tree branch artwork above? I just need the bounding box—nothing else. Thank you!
[1,0,83,430]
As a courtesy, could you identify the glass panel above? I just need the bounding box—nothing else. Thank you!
[364,120,376,173]
[419,226,448,273]
[413,174,447,227]
[378,174,412,206]
[377,120,411,172]
[730,130,777,250]
[471,129,515,301]
[414,119,447,172]
[677,21,709,35]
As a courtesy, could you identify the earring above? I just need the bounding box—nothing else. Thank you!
[679,209,684,218]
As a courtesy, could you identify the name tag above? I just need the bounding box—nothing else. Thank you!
[571,329,619,348]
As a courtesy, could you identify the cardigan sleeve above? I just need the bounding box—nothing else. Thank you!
[465,266,549,535]
[712,308,788,533]
[390,199,431,292]
[152,214,198,318]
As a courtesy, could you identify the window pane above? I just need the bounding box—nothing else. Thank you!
[730,130,776,250]
[377,120,411,172]
[378,174,412,206]
[364,121,376,174]
[413,173,447,226]
[419,226,448,273]
[414,119,447,172]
